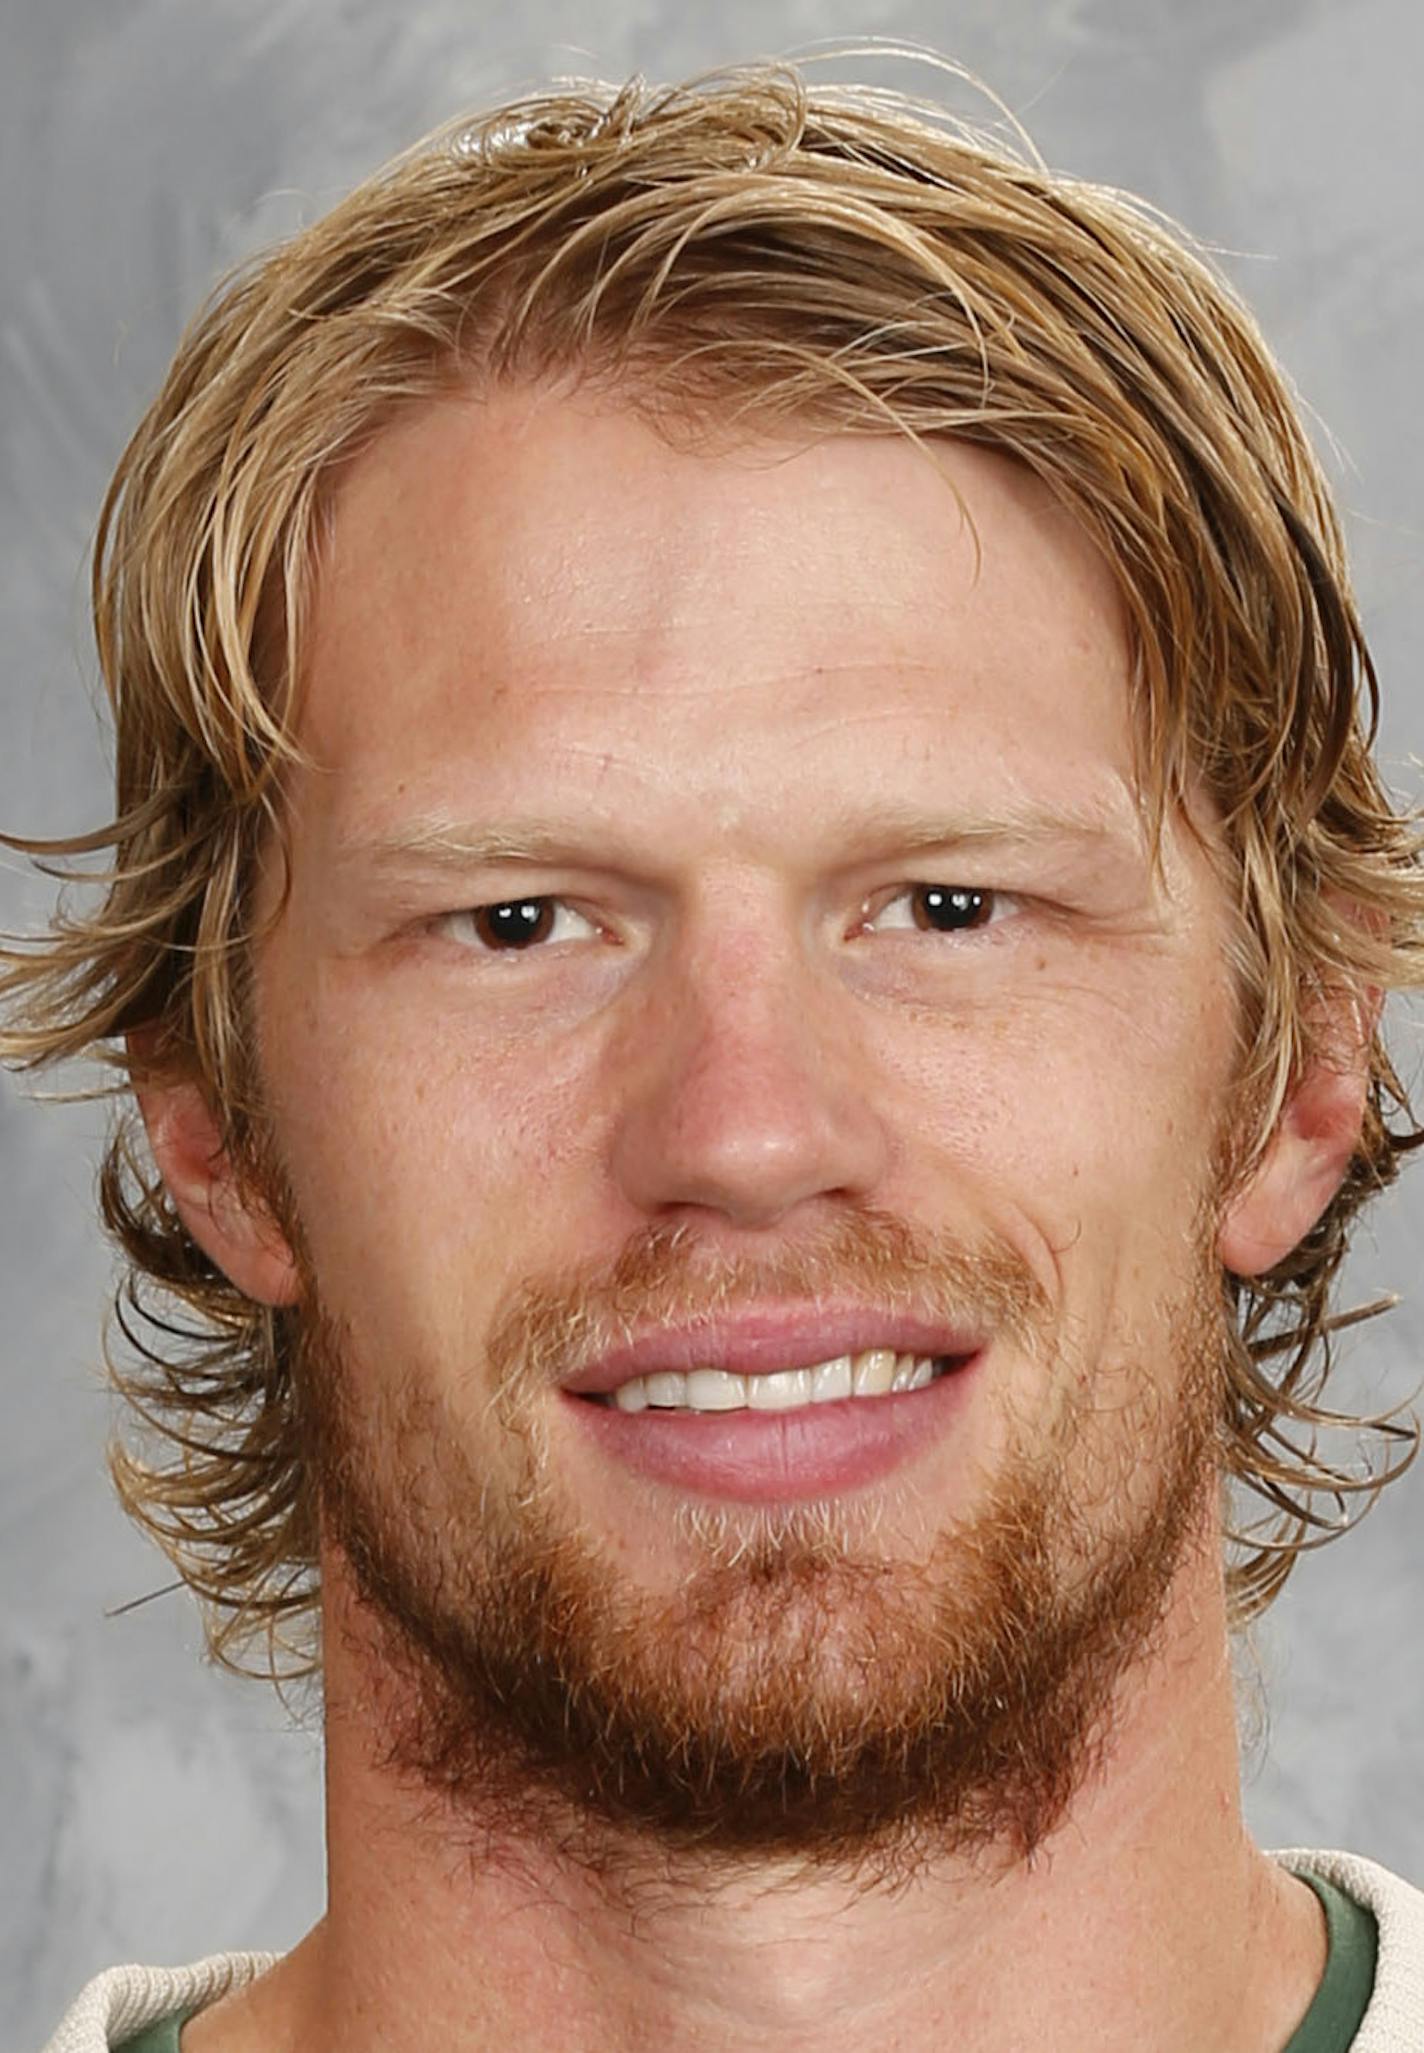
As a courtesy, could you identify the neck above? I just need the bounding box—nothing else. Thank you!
[188,1535,1326,2053]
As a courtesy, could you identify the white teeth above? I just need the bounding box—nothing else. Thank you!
[644,1371,686,1408]
[852,1347,898,1397]
[747,1367,813,1411]
[684,1368,746,1411]
[810,1355,854,1403]
[600,1351,947,1414]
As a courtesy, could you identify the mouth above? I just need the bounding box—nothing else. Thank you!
[582,1348,960,1414]
[566,1343,982,1504]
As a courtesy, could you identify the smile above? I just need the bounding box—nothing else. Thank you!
[589,1350,954,1414]
[568,1349,980,1502]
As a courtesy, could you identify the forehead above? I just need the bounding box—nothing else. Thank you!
[296,384,1140,851]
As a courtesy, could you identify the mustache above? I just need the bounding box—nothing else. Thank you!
[483,1206,1054,1403]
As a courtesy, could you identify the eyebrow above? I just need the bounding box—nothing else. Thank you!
[340,799,1145,878]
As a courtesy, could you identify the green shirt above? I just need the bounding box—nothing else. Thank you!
[1284,1871,1379,2052]
[114,1874,1378,2052]
[114,2014,185,2053]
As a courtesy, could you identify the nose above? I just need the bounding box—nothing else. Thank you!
[606,919,892,1232]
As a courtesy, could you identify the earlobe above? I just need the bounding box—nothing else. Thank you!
[135,1072,302,1308]
[1217,996,1373,1280]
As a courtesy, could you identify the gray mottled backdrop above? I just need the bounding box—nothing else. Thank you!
[3,2,1421,2041]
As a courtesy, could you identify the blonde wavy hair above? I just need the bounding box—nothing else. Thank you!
[3,56,1422,1679]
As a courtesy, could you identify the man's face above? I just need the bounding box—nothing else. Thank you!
[253,387,1240,1864]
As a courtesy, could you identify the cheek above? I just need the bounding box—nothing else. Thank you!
[261,987,603,1316]
[879,977,1232,1266]
[257,922,1235,1339]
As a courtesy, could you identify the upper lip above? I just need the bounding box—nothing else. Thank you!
[560,1307,987,1396]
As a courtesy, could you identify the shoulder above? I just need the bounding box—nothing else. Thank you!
[39,1954,279,2053]
[1275,1849,1424,2052]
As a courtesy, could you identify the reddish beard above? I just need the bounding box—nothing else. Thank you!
[296,1208,1225,1879]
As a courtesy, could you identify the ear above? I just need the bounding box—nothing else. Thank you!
[1217,981,1376,1279]
[134,1068,302,1308]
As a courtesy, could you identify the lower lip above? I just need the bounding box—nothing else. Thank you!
[563,1356,981,1503]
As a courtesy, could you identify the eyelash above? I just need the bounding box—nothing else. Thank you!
[433,886,1017,956]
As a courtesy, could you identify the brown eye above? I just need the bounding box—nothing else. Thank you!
[471,900,556,949]
[439,898,596,952]
[857,884,1012,943]
[911,886,995,932]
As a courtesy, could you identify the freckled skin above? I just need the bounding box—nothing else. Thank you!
[165,387,1347,2053]
[242,391,1251,1589]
